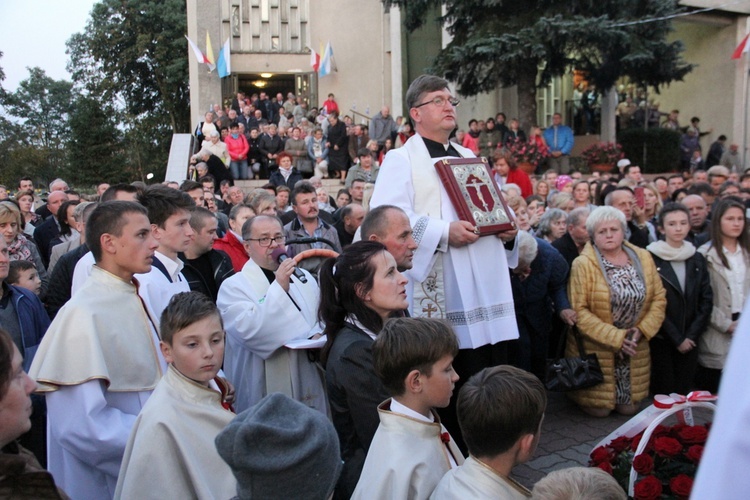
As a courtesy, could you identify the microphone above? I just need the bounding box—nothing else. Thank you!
[270,248,308,284]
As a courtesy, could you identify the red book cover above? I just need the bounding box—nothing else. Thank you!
[433,157,516,235]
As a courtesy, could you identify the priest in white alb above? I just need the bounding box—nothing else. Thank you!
[28,202,166,500]
[369,74,519,451]
[217,215,327,414]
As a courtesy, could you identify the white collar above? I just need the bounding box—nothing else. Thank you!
[155,251,184,281]
[346,314,378,340]
[389,398,434,423]
[230,230,243,243]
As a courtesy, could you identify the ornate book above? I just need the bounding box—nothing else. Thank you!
[434,157,516,235]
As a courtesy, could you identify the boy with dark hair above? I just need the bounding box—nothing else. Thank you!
[28,201,164,499]
[352,317,464,499]
[135,184,196,318]
[116,292,236,499]
[431,365,546,499]
[7,260,42,296]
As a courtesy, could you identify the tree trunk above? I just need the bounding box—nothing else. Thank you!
[517,64,538,134]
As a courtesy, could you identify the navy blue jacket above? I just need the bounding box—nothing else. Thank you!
[4,284,51,371]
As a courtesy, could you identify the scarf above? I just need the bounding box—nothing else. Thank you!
[646,240,696,262]
[8,234,32,261]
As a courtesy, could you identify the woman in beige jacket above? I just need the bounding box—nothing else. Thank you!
[567,207,666,417]
[696,197,750,393]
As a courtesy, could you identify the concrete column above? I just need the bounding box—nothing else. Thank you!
[389,5,403,118]
[187,0,223,128]
[600,87,617,144]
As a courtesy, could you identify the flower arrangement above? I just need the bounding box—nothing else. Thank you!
[505,137,547,166]
[590,422,709,500]
[581,141,623,167]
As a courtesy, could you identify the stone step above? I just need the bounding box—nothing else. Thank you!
[234,178,346,194]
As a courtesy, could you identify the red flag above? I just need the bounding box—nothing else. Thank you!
[732,33,750,60]
[308,46,320,72]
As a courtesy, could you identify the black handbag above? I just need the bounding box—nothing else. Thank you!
[545,325,604,392]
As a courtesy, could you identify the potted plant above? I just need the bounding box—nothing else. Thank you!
[506,138,548,174]
[581,142,623,173]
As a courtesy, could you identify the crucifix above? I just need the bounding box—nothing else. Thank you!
[422,303,437,318]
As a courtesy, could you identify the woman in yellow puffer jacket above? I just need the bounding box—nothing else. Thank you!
[567,206,666,417]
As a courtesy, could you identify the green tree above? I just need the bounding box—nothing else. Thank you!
[66,96,128,186]
[65,0,189,185]
[386,0,693,131]
[0,67,73,186]
[66,0,190,134]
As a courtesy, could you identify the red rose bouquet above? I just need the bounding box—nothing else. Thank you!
[590,422,710,499]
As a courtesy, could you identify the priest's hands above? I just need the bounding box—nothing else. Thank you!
[496,226,518,243]
[275,258,296,292]
[448,220,480,247]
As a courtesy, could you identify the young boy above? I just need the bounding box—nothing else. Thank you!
[352,317,464,499]
[135,184,196,319]
[430,365,547,499]
[7,260,42,295]
[115,291,236,499]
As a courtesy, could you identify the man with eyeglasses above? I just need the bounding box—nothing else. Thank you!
[217,214,326,414]
[370,74,520,453]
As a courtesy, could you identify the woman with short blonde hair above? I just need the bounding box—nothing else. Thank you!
[0,202,48,295]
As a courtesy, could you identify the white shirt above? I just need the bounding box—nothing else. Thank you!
[390,399,457,468]
[154,250,184,283]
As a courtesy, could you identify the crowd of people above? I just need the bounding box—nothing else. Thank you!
[0,73,747,500]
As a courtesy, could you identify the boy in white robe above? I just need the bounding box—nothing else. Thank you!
[28,202,165,500]
[116,292,236,499]
[430,366,547,499]
[352,318,465,500]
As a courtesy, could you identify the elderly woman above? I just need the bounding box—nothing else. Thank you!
[510,231,576,378]
[536,208,568,243]
[0,202,48,295]
[568,206,666,417]
[549,192,575,213]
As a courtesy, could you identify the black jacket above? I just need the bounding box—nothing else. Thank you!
[649,251,713,346]
[551,232,581,268]
[178,249,235,303]
[33,217,61,267]
[268,168,303,190]
[324,322,390,499]
[627,220,650,249]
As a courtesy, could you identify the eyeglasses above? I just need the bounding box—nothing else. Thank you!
[245,235,286,247]
[413,96,460,109]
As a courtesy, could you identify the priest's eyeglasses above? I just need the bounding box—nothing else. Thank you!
[413,96,460,109]
[245,236,286,247]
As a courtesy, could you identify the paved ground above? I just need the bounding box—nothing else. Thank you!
[512,392,648,489]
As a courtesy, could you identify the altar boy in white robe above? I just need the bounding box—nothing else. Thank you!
[430,366,546,500]
[352,317,464,500]
[370,74,519,452]
[217,215,327,414]
[115,292,236,499]
[28,201,165,500]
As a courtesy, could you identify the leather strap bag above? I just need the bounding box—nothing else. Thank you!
[545,325,604,392]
